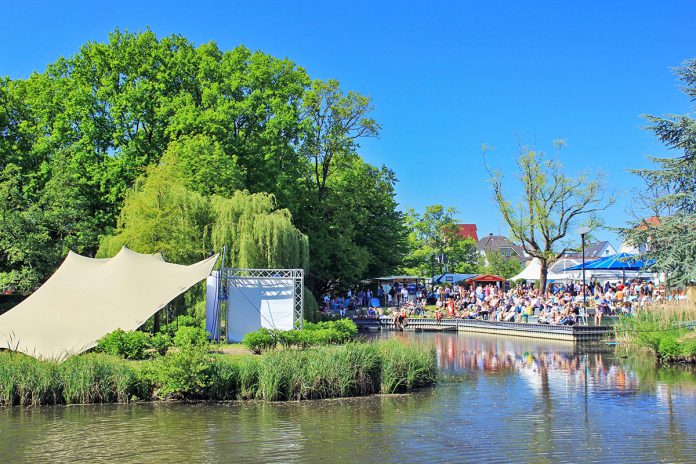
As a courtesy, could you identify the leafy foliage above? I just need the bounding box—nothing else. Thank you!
[241,329,277,354]
[622,59,696,286]
[96,329,154,360]
[173,326,211,349]
[477,250,522,279]
[0,29,405,296]
[485,144,613,291]
[401,204,478,276]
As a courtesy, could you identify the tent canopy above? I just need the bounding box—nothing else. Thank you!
[432,273,478,284]
[510,258,542,281]
[0,247,218,360]
[466,274,505,282]
[568,252,654,271]
[373,275,425,283]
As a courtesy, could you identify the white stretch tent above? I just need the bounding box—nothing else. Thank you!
[512,257,585,282]
[226,276,295,342]
[0,247,218,360]
[511,258,542,281]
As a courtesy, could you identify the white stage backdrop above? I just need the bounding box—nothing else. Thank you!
[227,277,295,342]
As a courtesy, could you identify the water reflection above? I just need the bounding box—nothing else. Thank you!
[434,332,695,398]
[1,333,695,463]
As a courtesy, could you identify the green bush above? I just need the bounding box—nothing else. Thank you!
[276,330,300,348]
[151,333,172,355]
[152,346,213,399]
[96,329,153,360]
[242,328,277,354]
[658,336,682,359]
[173,326,210,349]
[163,315,202,335]
[681,340,696,357]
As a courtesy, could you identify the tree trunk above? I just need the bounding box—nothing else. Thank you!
[539,258,548,294]
[153,310,161,333]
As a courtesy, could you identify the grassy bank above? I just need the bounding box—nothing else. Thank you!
[614,304,696,363]
[0,339,436,406]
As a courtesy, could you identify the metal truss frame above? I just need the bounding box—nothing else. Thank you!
[219,268,304,339]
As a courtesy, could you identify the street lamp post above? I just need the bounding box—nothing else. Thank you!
[577,226,591,323]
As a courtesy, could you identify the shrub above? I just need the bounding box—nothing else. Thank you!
[242,328,276,354]
[152,346,213,399]
[163,314,202,335]
[96,329,153,360]
[276,330,300,348]
[658,336,682,360]
[151,333,173,355]
[173,326,210,349]
[681,340,696,357]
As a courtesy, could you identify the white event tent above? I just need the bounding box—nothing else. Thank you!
[0,247,218,360]
[511,258,543,281]
[511,257,583,282]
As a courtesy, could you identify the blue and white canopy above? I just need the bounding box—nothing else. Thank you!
[568,252,654,271]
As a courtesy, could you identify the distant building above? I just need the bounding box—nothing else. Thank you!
[476,234,530,265]
[456,224,478,242]
[619,216,660,254]
[562,241,616,260]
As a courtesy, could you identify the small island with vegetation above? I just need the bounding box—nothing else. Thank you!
[0,318,436,406]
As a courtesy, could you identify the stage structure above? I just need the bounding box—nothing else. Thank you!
[206,268,304,343]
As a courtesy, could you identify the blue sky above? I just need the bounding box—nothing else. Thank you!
[1,1,694,247]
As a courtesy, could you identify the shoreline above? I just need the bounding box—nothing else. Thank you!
[0,339,437,407]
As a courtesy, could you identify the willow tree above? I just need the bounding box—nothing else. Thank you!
[486,145,613,292]
[98,151,309,321]
[97,156,214,264]
[211,192,308,270]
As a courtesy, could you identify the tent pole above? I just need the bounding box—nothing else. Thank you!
[216,245,227,342]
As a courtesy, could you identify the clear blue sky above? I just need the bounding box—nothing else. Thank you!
[2,0,694,247]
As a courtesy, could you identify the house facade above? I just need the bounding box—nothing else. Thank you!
[476,234,531,265]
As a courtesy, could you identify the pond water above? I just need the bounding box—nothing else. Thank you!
[2,332,696,463]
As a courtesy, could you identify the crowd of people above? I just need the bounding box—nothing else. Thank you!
[430,278,681,326]
[321,283,427,317]
[322,277,685,326]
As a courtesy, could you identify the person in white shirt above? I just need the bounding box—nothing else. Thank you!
[400,286,409,306]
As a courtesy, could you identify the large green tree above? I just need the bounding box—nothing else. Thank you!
[401,205,478,277]
[622,59,696,286]
[477,251,522,279]
[486,144,614,292]
[293,79,405,290]
[0,30,404,294]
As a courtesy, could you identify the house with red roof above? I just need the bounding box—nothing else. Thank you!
[456,224,478,241]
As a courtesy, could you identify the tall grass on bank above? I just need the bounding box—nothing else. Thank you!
[0,353,144,406]
[614,304,696,362]
[0,339,437,406]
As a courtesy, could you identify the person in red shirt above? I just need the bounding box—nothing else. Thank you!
[446,297,455,317]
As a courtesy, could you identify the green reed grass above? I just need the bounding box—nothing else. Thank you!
[0,339,437,406]
[614,303,696,361]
